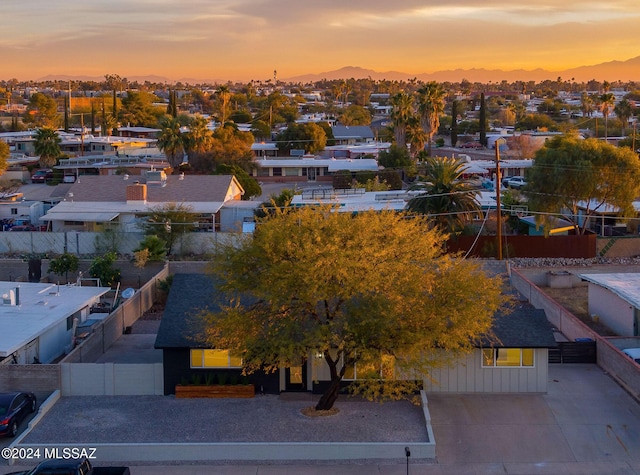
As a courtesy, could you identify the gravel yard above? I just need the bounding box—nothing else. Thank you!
[22,395,429,444]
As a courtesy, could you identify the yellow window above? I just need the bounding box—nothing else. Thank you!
[190,349,203,367]
[522,349,534,366]
[496,349,521,366]
[229,353,243,367]
[204,350,230,367]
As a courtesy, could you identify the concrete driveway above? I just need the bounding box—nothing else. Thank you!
[428,364,640,472]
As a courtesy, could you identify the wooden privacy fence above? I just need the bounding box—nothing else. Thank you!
[548,341,597,364]
[448,234,596,258]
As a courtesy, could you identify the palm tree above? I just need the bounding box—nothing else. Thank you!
[614,99,633,134]
[580,92,594,118]
[157,116,185,170]
[185,115,214,156]
[216,85,231,126]
[416,82,446,157]
[390,91,413,149]
[406,116,427,159]
[33,127,61,168]
[406,156,480,233]
[599,93,615,139]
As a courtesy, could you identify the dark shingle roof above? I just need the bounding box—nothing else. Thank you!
[157,275,557,350]
[483,307,557,348]
[154,274,219,348]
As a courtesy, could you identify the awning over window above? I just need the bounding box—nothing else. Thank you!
[41,212,119,222]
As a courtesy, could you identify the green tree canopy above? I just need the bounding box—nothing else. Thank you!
[377,144,414,173]
[33,127,62,168]
[47,253,79,283]
[204,206,507,410]
[119,91,164,127]
[515,113,558,132]
[141,203,196,255]
[275,123,327,154]
[23,93,61,128]
[215,164,262,200]
[339,104,372,125]
[525,135,640,234]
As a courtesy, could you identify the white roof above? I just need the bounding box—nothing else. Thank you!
[579,273,640,308]
[40,211,120,222]
[0,282,110,357]
[255,157,379,172]
[43,199,225,220]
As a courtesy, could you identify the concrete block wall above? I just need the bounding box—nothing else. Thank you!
[0,364,60,392]
[60,363,164,396]
[61,263,169,363]
[511,267,640,401]
[0,231,242,257]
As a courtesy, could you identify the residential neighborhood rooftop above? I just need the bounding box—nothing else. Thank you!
[0,281,110,358]
[579,273,640,308]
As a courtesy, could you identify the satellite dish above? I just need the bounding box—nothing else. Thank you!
[122,288,135,299]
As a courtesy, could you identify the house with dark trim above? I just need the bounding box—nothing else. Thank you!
[155,274,557,396]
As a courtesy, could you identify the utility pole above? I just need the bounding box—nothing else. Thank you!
[495,138,504,260]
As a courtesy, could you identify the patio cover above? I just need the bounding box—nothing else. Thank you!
[40,211,120,222]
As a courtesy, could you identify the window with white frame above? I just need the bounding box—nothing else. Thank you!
[482,348,534,367]
[190,349,242,368]
[342,354,396,380]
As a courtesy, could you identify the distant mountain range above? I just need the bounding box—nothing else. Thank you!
[285,56,640,83]
[36,56,640,84]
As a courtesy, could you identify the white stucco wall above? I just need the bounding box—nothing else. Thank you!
[587,284,634,336]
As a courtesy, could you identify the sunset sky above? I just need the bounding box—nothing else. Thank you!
[3,0,640,82]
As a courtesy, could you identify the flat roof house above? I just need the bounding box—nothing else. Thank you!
[580,273,640,336]
[0,282,111,364]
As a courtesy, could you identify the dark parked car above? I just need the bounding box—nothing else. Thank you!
[460,141,483,149]
[0,391,37,437]
[31,169,54,183]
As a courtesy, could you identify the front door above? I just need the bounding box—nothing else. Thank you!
[285,361,307,391]
[307,167,316,182]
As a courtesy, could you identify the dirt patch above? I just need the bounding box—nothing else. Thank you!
[301,406,340,417]
[139,303,164,321]
[541,286,617,336]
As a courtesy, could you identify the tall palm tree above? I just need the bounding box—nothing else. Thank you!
[580,92,594,118]
[217,85,231,126]
[614,99,632,134]
[406,116,427,159]
[416,82,446,157]
[599,93,615,139]
[33,127,61,168]
[390,91,413,149]
[406,156,480,233]
[157,116,185,170]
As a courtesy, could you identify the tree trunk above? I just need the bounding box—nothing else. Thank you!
[315,376,341,411]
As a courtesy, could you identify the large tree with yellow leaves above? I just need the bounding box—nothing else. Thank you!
[205,206,506,410]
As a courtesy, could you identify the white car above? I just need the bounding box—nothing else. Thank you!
[505,176,527,189]
[622,348,640,364]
